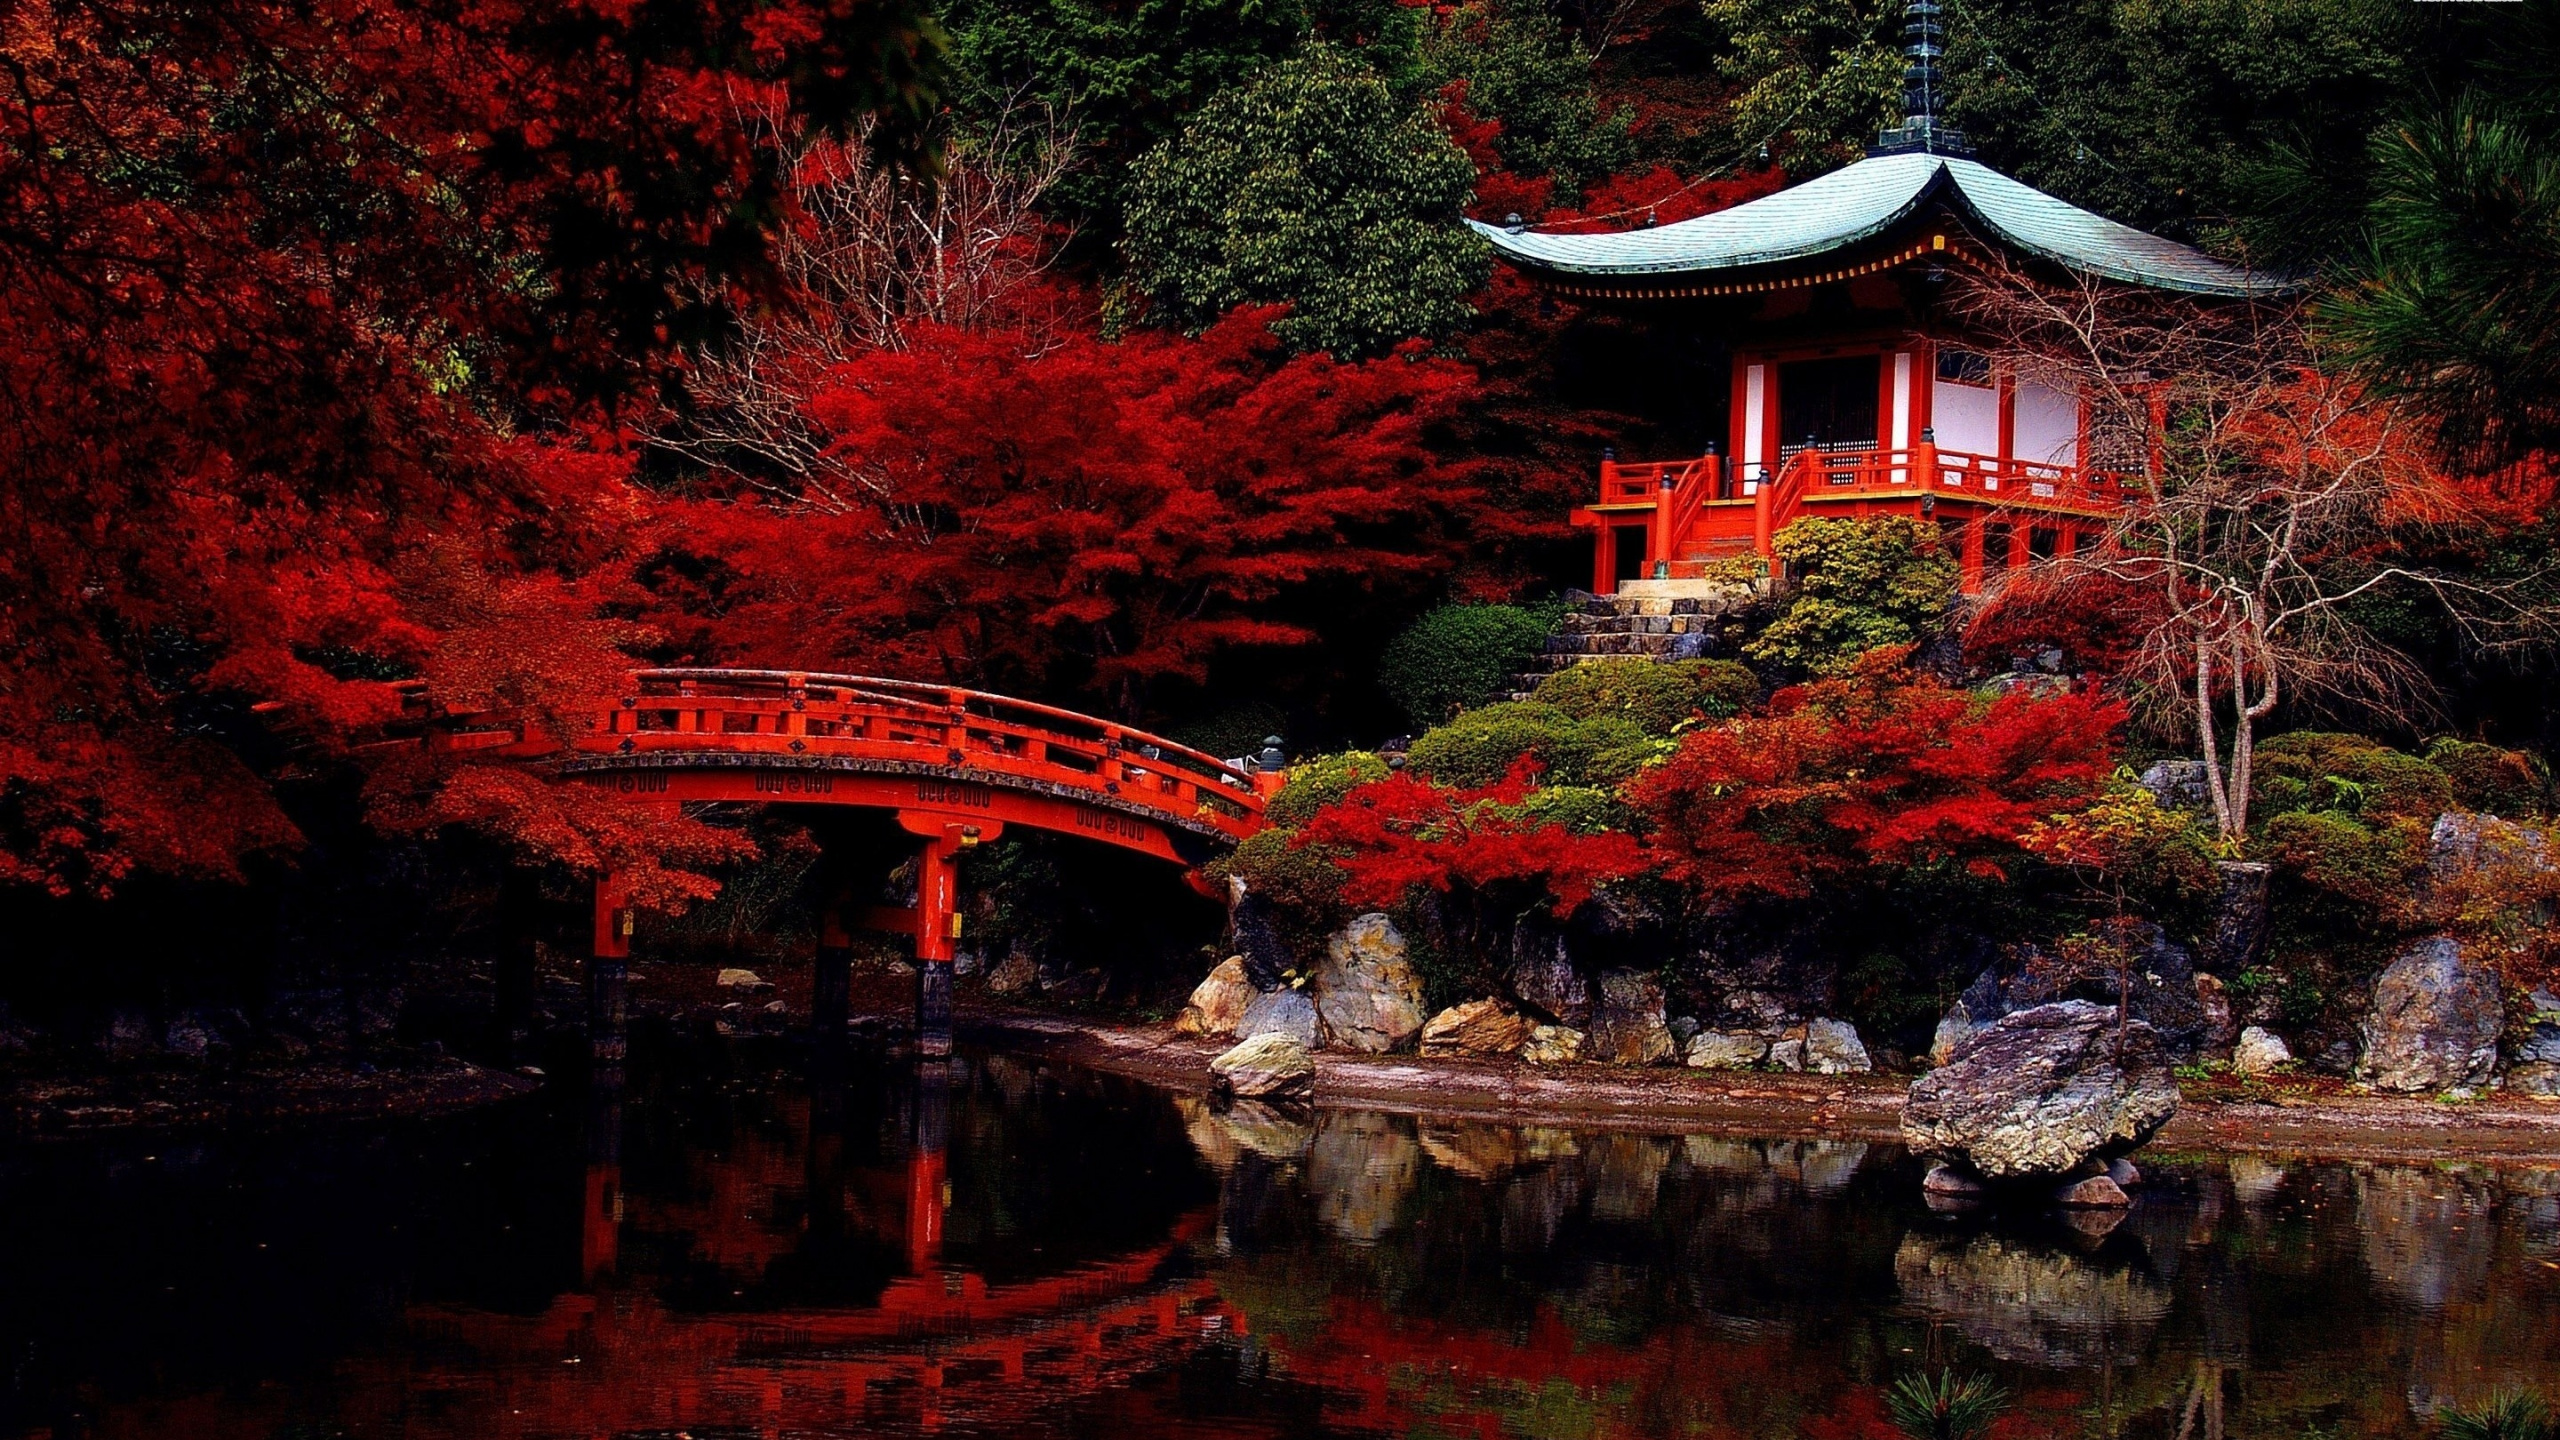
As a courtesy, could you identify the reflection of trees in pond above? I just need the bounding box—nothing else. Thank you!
[1893,1231,2172,1370]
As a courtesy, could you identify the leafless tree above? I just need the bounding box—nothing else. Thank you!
[650,92,1077,513]
[1955,261,2554,840]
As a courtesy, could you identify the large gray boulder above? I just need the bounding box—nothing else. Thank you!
[1235,984,1321,1048]
[1314,913,1427,1052]
[1902,1001,2180,1182]
[1226,875,1296,991]
[2509,990,2560,1097]
[1803,1018,1873,1074]
[1586,968,1676,1065]
[1174,956,1255,1040]
[1506,928,1590,1028]
[1929,920,2222,1063]
[1211,1033,1314,1102]
[2357,935,2504,1092]
[1418,998,1534,1057]
[1684,1030,1769,1070]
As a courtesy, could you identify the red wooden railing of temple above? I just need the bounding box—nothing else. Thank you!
[1573,441,2136,594]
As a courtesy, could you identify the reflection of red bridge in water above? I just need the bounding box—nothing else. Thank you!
[432,669,1281,1054]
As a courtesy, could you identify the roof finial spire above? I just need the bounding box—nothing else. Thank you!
[1870,0,1972,158]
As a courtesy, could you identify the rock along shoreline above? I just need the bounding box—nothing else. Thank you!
[959,1007,2560,1166]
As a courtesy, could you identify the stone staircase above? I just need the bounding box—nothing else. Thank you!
[1506,579,1763,700]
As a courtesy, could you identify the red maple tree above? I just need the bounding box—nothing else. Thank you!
[1294,758,1647,917]
[635,307,1487,719]
[0,0,940,895]
[1630,649,2123,903]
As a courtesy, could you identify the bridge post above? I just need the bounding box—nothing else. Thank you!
[589,871,633,1065]
[913,831,962,1058]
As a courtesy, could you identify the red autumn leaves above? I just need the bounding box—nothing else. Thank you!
[1297,651,2125,914]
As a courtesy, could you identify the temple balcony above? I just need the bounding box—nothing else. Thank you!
[1571,442,2134,596]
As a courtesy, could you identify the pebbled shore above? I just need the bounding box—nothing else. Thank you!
[962,1009,2560,1166]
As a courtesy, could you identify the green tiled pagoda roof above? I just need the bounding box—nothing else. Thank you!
[1469,152,2284,297]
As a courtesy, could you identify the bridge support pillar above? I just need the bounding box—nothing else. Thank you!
[894,815,994,1059]
[589,871,633,1065]
[913,833,960,1058]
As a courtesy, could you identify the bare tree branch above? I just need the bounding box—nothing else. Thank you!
[1956,259,2559,838]
[648,90,1078,514]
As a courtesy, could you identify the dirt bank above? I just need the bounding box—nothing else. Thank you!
[3,1057,538,1138]
[964,1009,2560,1166]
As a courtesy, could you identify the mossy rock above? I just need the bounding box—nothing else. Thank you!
[2260,808,2430,915]
[1531,658,1757,734]
[2425,738,2551,817]
[2253,732,2453,821]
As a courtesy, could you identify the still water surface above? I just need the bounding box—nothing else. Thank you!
[3,1051,2557,1439]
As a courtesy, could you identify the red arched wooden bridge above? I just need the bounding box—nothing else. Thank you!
[506,669,1281,1057]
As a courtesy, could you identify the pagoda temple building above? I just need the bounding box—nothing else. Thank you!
[1472,1,2285,595]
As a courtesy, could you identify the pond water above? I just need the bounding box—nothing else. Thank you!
[3,1051,2557,1440]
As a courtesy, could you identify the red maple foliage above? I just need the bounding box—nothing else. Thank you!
[1294,759,1647,917]
[1629,649,2123,902]
[635,308,1486,719]
[0,0,939,895]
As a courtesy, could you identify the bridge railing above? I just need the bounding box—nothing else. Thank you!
[591,669,1275,839]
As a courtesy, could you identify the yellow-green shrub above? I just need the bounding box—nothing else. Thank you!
[1403,701,1660,788]
[1264,751,1391,827]
[1531,658,1757,734]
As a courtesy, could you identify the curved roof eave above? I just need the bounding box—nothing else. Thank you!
[1471,153,2294,298]
[1464,151,1952,279]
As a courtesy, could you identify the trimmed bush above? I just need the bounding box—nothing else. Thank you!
[1403,701,1659,789]
[1747,516,1958,675]
[1531,658,1758,733]
[1264,751,1391,828]
[2253,732,2454,821]
[1217,826,1351,941]
[2426,738,2551,817]
[1379,603,1554,727]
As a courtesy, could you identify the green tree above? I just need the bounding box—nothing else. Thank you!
[1422,0,1631,197]
[1747,517,1958,675]
[1123,44,1489,357]
[938,0,1424,237]
[1700,0,1901,176]
[2322,94,2560,470]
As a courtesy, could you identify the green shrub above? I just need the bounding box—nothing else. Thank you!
[1747,517,1958,675]
[1531,658,1757,733]
[2427,738,2552,817]
[1504,784,1627,834]
[1264,751,1392,828]
[1379,603,1554,727]
[1403,701,1658,788]
[2253,731,2455,821]
[1216,826,1351,944]
[2439,1389,2553,1440]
